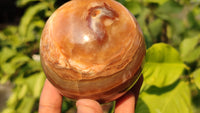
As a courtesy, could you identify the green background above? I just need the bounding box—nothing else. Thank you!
[0,0,200,113]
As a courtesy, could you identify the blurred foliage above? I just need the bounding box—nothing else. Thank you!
[0,0,200,113]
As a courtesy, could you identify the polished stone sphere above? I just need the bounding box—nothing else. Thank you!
[40,0,145,103]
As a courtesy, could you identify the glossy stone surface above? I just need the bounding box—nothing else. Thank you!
[40,0,145,103]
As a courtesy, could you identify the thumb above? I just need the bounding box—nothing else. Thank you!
[76,99,103,113]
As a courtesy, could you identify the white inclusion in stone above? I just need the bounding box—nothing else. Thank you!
[104,19,114,26]
[83,35,90,43]
[91,10,102,34]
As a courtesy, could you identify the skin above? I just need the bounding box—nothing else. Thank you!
[39,75,143,113]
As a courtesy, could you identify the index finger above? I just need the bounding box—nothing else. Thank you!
[115,75,143,113]
[39,79,63,113]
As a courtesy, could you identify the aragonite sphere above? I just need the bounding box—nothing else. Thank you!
[40,0,146,103]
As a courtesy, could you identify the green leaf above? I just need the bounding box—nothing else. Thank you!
[0,47,16,64]
[154,1,185,35]
[16,0,40,7]
[1,26,18,36]
[25,72,46,98]
[16,97,35,113]
[188,10,199,28]
[136,81,192,113]
[1,54,30,75]
[7,92,18,107]
[124,1,142,15]
[180,35,200,63]
[137,8,151,29]
[148,19,163,39]
[185,46,200,63]
[180,37,199,56]
[0,31,7,41]
[192,68,200,89]
[166,24,173,39]
[190,5,200,26]
[1,63,16,77]
[191,0,200,3]
[26,60,43,73]
[19,2,48,37]
[137,8,153,48]
[143,43,186,87]
[116,0,127,5]
[0,54,30,83]
[11,54,30,68]
[1,108,15,113]
[144,0,169,5]
[169,18,185,35]
[155,1,183,16]
[135,98,150,113]
[26,20,45,42]
[18,85,28,100]
[0,29,22,48]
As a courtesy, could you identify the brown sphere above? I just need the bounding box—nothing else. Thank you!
[40,0,145,103]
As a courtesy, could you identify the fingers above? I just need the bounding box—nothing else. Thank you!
[39,79,63,113]
[39,75,143,113]
[115,91,136,113]
[130,75,143,103]
[76,99,103,113]
[115,75,143,113]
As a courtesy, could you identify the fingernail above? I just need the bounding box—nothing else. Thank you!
[76,99,103,113]
[77,104,96,113]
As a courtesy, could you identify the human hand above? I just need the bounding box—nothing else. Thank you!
[38,75,143,113]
